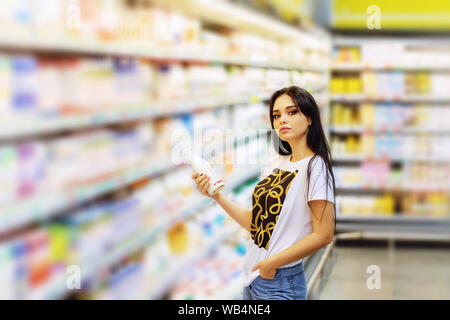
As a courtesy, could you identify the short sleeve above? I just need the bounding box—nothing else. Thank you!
[307,157,335,204]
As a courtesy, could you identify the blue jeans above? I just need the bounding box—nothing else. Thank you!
[242,262,307,300]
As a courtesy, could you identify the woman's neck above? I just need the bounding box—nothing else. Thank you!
[288,139,314,162]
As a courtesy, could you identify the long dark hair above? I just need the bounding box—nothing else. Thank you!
[269,86,336,235]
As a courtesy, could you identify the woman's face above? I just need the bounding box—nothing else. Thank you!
[272,94,311,142]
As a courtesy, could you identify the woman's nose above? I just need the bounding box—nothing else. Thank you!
[279,114,288,123]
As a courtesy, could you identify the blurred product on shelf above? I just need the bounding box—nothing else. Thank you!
[331,103,450,132]
[401,191,449,217]
[334,163,450,192]
[231,102,269,130]
[0,124,156,208]
[0,108,272,234]
[0,130,268,299]
[0,0,334,302]
[336,194,395,216]
[332,46,360,64]
[333,42,450,68]
[331,71,450,98]
[91,179,257,300]
[330,134,450,160]
[336,191,449,218]
[0,0,329,68]
[169,241,246,300]
[331,37,450,239]
[0,53,327,137]
[330,75,362,94]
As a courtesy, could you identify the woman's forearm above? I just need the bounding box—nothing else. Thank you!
[267,232,331,269]
[212,192,252,232]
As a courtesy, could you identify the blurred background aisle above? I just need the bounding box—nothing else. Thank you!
[0,0,448,300]
[318,241,450,299]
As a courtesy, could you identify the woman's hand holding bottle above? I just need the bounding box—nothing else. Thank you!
[190,155,224,197]
[191,173,216,198]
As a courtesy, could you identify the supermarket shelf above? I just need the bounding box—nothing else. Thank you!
[337,185,450,193]
[336,214,450,234]
[142,168,261,299]
[40,167,261,299]
[0,92,274,141]
[333,154,450,163]
[332,63,450,72]
[337,214,450,223]
[330,126,450,135]
[335,231,450,242]
[332,36,450,47]
[0,124,269,235]
[330,94,450,103]
[146,224,240,300]
[0,36,327,72]
[0,159,182,235]
[150,0,329,51]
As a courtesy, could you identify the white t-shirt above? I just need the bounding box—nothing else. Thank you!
[242,154,335,287]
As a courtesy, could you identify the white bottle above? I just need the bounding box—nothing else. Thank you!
[191,154,225,196]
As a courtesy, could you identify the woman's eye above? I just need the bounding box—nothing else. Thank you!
[289,110,298,115]
[273,114,280,119]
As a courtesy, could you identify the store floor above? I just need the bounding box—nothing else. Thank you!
[318,242,450,299]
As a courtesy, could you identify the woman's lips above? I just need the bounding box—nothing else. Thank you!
[280,127,291,133]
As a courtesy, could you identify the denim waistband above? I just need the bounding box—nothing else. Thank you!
[273,262,304,279]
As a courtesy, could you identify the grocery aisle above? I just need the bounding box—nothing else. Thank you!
[319,241,450,300]
[0,0,330,300]
[0,0,449,301]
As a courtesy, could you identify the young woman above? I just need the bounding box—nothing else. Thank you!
[192,86,336,300]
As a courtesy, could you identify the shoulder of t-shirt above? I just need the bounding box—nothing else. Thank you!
[260,155,287,176]
[309,155,328,175]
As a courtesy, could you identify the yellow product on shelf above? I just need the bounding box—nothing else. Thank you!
[352,106,361,126]
[342,106,353,126]
[428,192,438,216]
[346,135,359,154]
[417,72,431,94]
[359,197,373,215]
[350,47,360,62]
[330,77,345,94]
[428,192,447,217]
[49,225,72,265]
[413,105,427,127]
[347,77,362,93]
[382,194,395,215]
[332,103,344,126]
[167,223,188,254]
[401,193,412,214]
[373,196,382,215]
